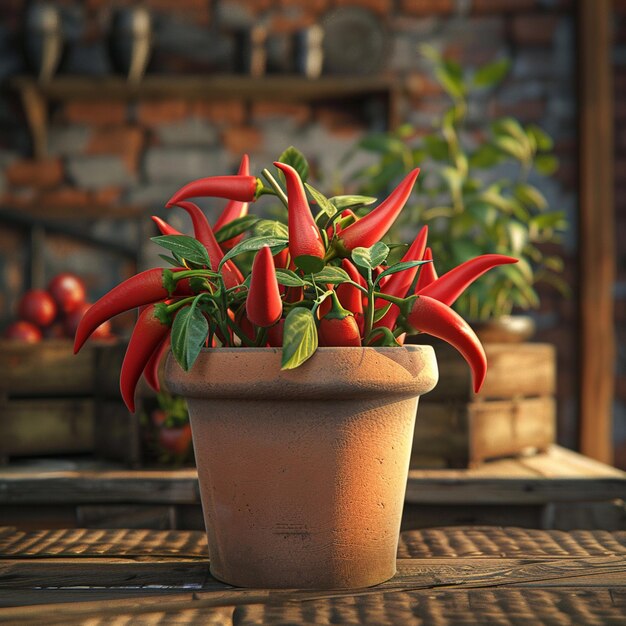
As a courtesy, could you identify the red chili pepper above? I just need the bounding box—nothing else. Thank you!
[336,258,364,332]
[273,248,290,270]
[273,162,326,260]
[73,268,190,353]
[414,247,437,292]
[267,318,285,347]
[171,201,244,289]
[375,225,429,330]
[166,174,259,207]
[406,294,487,393]
[143,334,170,393]
[151,215,183,237]
[120,304,172,412]
[336,168,420,253]
[213,154,250,251]
[318,291,362,347]
[418,254,518,306]
[327,208,358,240]
[246,245,283,328]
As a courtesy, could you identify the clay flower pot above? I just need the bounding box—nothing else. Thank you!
[165,344,438,589]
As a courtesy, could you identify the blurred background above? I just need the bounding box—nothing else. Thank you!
[0,0,622,471]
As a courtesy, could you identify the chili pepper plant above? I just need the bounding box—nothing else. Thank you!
[74,147,517,413]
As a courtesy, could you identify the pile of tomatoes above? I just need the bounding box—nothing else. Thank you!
[3,273,112,343]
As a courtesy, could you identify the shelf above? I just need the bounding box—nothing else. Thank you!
[12,74,400,158]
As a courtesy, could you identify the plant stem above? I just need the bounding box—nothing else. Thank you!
[262,168,289,209]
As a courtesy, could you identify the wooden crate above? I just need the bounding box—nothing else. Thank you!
[412,340,556,468]
[0,339,140,465]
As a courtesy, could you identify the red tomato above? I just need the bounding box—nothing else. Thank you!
[3,320,43,343]
[158,424,193,456]
[18,289,57,328]
[47,273,87,315]
[63,301,111,339]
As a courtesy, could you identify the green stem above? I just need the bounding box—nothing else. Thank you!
[262,168,289,209]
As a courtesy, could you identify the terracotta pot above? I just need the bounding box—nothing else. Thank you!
[165,345,438,589]
[471,315,536,344]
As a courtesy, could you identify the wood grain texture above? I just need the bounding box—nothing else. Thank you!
[578,0,616,463]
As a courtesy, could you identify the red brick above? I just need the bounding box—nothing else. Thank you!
[6,158,64,189]
[279,0,329,14]
[315,105,368,132]
[269,13,315,34]
[471,0,536,14]
[43,187,91,209]
[221,126,263,155]
[137,100,190,126]
[490,98,546,122]
[405,72,444,98]
[512,14,560,45]
[86,125,144,172]
[227,0,273,14]
[335,0,393,17]
[251,101,312,124]
[64,101,127,125]
[192,101,246,125]
[400,0,454,16]
[91,187,123,206]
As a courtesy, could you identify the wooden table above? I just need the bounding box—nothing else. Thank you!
[2,446,625,531]
[1,526,625,624]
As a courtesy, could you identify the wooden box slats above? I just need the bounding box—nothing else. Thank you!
[413,341,557,467]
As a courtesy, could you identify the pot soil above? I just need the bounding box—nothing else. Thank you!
[165,345,438,589]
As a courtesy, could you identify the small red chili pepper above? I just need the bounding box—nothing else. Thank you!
[406,294,487,393]
[166,174,259,207]
[74,268,190,353]
[273,248,290,270]
[171,201,244,290]
[273,162,326,261]
[327,208,358,240]
[267,318,285,347]
[336,168,420,253]
[318,291,362,347]
[143,334,171,393]
[120,304,172,412]
[151,215,183,237]
[336,258,364,332]
[213,154,251,251]
[414,247,437,292]
[375,225,429,330]
[246,245,283,328]
[418,254,518,306]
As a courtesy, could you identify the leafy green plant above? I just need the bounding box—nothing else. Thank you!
[345,46,568,320]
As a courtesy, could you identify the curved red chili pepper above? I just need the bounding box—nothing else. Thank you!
[267,318,285,347]
[273,162,326,261]
[213,154,250,251]
[120,304,172,412]
[318,291,361,347]
[246,245,283,328]
[336,258,364,332]
[74,268,190,354]
[414,247,437,293]
[418,254,518,306]
[151,215,183,237]
[166,174,258,207]
[375,225,429,330]
[327,208,358,240]
[336,168,420,253]
[171,201,244,290]
[406,294,487,393]
[143,334,171,393]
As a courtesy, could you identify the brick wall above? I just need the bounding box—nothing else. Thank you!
[0,0,587,456]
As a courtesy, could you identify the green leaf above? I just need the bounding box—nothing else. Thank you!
[278,146,309,183]
[281,307,318,370]
[373,303,392,323]
[352,242,389,270]
[294,255,325,274]
[171,303,209,371]
[506,222,528,256]
[214,215,260,243]
[158,254,185,268]
[493,117,528,143]
[514,183,548,211]
[220,235,288,268]
[254,219,289,238]
[329,195,377,211]
[494,136,528,162]
[423,134,450,161]
[435,59,465,100]
[151,235,211,267]
[359,134,407,155]
[314,266,351,284]
[375,260,428,284]
[469,144,503,168]
[473,58,510,88]
[275,268,306,287]
[526,124,554,151]
[305,183,337,217]
[534,154,559,175]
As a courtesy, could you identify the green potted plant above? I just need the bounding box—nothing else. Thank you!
[345,46,568,336]
[74,147,515,589]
